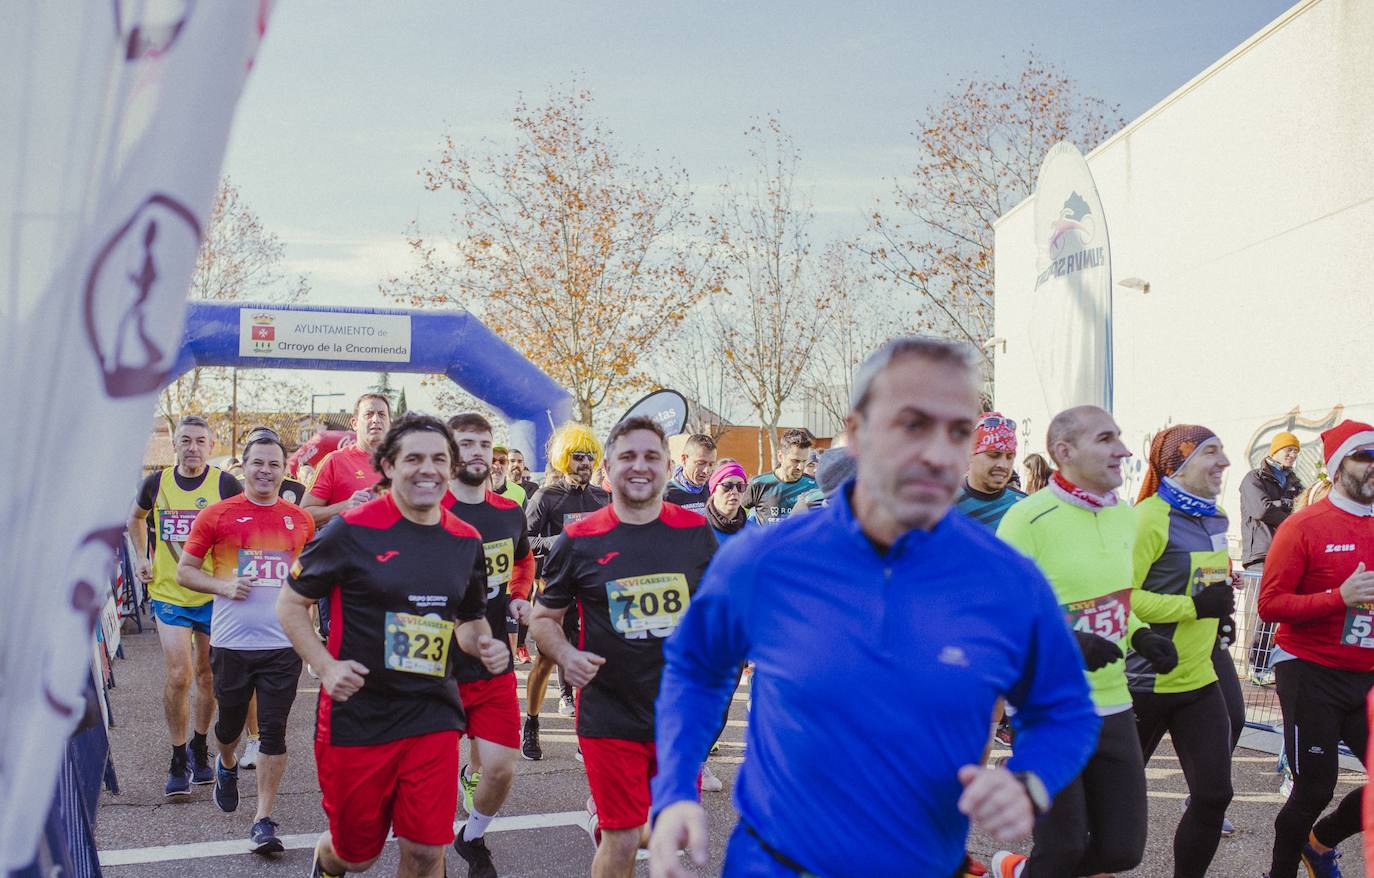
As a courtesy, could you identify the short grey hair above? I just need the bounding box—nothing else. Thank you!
[849,336,977,414]
[175,414,211,435]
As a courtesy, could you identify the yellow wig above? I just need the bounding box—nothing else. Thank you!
[547,422,603,475]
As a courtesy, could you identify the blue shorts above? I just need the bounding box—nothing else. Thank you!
[150,599,212,636]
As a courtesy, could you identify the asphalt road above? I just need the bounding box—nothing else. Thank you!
[94,624,1367,877]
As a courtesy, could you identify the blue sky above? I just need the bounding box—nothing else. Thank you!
[220,0,1295,416]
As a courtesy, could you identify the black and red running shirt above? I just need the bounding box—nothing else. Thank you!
[443,489,535,681]
[539,503,716,741]
[288,492,488,746]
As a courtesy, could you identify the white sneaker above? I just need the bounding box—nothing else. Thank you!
[583,795,599,847]
[559,695,576,717]
[700,763,724,793]
[240,737,260,770]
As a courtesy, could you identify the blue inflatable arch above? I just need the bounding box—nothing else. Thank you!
[168,301,572,470]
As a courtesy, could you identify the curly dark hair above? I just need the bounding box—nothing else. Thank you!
[372,412,459,489]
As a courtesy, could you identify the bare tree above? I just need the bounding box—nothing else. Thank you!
[159,178,310,444]
[394,87,716,424]
[656,311,733,436]
[711,118,832,462]
[864,54,1122,363]
[802,242,904,431]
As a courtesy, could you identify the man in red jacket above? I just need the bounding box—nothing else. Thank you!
[1258,419,1374,878]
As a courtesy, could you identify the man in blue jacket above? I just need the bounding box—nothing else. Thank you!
[648,336,1101,878]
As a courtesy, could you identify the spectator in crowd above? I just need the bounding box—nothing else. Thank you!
[1241,431,1305,685]
[1022,452,1053,494]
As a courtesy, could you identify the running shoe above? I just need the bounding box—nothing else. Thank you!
[164,746,191,798]
[309,844,347,878]
[575,746,584,763]
[515,646,531,664]
[460,764,481,815]
[964,856,988,876]
[212,755,239,813]
[1300,841,1344,878]
[989,851,1026,878]
[190,743,214,785]
[994,721,1014,747]
[250,817,284,855]
[700,763,724,793]
[583,795,600,847]
[1181,796,1235,836]
[559,695,576,717]
[240,736,260,770]
[1250,669,1276,687]
[521,715,542,761]
[709,741,721,756]
[453,825,498,878]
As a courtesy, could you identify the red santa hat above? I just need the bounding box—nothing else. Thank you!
[1323,419,1374,477]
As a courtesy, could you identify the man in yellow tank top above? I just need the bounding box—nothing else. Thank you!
[127,415,243,797]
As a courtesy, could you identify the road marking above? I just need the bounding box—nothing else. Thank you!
[98,811,587,866]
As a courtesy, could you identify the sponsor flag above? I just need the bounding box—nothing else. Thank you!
[616,389,690,437]
[0,2,272,866]
[1029,141,1114,413]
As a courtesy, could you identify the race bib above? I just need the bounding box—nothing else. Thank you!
[483,538,514,597]
[1189,564,1229,596]
[1342,604,1374,649]
[158,510,198,544]
[383,612,454,676]
[605,573,690,636]
[236,549,292,587]
[1064,588,1130,643]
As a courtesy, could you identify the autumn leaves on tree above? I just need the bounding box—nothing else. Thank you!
[394,56,1122,427]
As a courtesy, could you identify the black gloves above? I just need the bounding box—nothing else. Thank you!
[1192,582,1235,619]
[1217,614,1236,649]
[1132,628,1179,674]
[1074,631,1124,671]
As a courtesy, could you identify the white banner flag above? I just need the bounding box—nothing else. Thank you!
[0,1,272,867]
[1029,140,1114,413]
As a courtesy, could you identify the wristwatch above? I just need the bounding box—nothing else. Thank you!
[1012,771,1051,816]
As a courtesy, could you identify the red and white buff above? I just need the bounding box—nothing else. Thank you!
[973,413,1018,456]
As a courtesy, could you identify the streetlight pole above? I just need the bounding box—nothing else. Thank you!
[310,392,345,427]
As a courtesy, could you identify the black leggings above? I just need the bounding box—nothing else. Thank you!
[555,611,579,699]
[1133,681,1234,878]
[1214,643,1246,751]
[1269,658,1374,878]
[1025,710,1146,876]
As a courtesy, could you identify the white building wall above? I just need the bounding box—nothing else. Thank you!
[993,0,1374,537]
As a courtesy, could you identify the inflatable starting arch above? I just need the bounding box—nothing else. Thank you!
[168,302,572,470]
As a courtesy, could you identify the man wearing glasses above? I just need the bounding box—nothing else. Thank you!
[1258,420,1374,878]
[522,424,610,756]
[488,445,528,508]
[955,413,1026,531]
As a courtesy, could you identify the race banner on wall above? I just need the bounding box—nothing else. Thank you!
[1029,141,1114,413]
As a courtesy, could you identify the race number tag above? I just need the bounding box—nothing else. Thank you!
[1342,605,1374,649]
[236,549,292,587]
[483,538,514,596]
[605,573,690,635]
[383,612,454,676]
[1190,565,1229,596]
[1064,588,1130,643]
[159,510,198,543]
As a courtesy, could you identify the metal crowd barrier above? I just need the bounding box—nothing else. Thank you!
[1229,569,1283,732]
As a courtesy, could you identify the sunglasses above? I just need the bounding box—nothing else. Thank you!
[1350,450,1374,464]
[978,416,1016,431]
[569,451,596,463]
[716,480,746,493]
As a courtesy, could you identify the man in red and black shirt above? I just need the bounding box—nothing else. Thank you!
[1259,419,1374,878]
[443,412,536,878]
[279,414,508,878]
[531,415,716,878]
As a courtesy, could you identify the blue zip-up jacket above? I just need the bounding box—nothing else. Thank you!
[652,481,1100,877]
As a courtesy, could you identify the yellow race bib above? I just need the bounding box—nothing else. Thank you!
[383,612,454,676]
[605,573,691,636]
